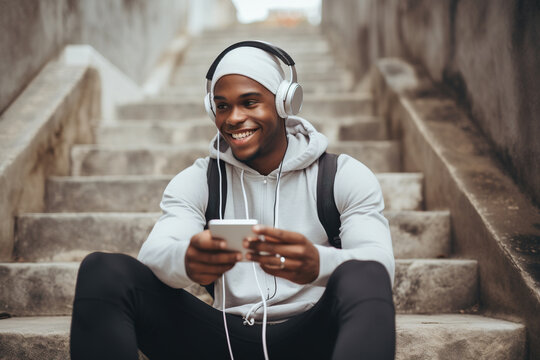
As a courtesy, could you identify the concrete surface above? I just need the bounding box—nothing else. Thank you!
[95,117,385,146]
[395,314,526,359]
[321,0,540,207]
[0,316,148,360]
[373,57,540,359]
[0,259,474,316]
[385,211,451,259]
[0,0,191,115]
[0,315,524,359]
[69,140,400,176]
[44,173,422,213]
[14,213,157,262]
[164,79,353,96]
[0,62,100,261]
[14,210,449,263]
[117,93,374,120]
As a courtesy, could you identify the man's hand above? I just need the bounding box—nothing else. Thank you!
[185,230,242,285]
[244,225,320,284]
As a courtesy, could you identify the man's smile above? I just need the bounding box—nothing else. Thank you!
[227,128,259,142]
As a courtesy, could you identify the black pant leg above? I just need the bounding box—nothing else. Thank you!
[328,260,395,359]
[69,252,253,360]
[266,260,395,360]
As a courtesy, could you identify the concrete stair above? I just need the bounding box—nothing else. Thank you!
[44,173,424,212]
[0,25,526,359]
[116,93,373,119]
[13,211,450,262]
[0,315,525,360]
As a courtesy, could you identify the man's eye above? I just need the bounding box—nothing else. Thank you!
[216,103,228,110]
[245,100,257,107]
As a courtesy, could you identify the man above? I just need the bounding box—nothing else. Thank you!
[70,44,395,359]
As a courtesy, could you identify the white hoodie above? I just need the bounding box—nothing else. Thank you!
[138,116,394,322]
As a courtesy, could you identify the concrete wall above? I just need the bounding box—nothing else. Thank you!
[187,0,237,34]
[0,0,190,115]
[322,0,540,206]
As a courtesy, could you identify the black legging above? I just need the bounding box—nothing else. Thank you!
[70,252,395,360]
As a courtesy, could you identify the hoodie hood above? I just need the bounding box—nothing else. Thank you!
[209,116,328,175]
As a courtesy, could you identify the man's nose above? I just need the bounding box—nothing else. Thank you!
[226,106,247,125]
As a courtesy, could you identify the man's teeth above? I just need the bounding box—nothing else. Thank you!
[231,130,255,139]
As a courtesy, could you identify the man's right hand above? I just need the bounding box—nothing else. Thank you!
[185,230,242,285]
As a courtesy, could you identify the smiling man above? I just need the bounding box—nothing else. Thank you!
[70,44,396,360]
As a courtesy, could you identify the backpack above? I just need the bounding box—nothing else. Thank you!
[204,152,342,248]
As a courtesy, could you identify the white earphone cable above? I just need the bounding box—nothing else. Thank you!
[217,132,235,360]
[217,132,223,220]
[240,170,249,219]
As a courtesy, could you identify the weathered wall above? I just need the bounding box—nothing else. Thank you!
[187,0,238,34]
[322,0,540,206]
[0,0,190,115]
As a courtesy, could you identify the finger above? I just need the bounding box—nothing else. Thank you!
[186,244,242,264]
[246,242,305,259]
[247,252,302,271]
[195,250,243,265]
[252,225,306,244]
[191,230,227,250]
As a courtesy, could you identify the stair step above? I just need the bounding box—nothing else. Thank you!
[14,210,449,263]
[46,172,422,212]
[199,27,321,38]
[70,143,209,176]
[116,93,373,120]
[163,79,353,96]
[173,67,350,84]
[0,316,149,360]
[0,258,475,316]
[96,116,385,145]
[181,51,333,69]
[189,42,330,56]
[0,314,526,360]
[0,315,524,359]
[70,141,400,176]
[0,314,524,359]
[175,60,346,78]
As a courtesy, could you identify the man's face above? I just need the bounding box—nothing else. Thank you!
[213,74,287,175]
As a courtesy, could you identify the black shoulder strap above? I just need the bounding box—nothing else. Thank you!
[204,158,227,229]
[317,152,342,248]
[204,158,227,298]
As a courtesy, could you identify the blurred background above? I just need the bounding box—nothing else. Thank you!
[1,0,537,205]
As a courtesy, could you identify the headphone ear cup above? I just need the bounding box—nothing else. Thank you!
[275,81,303,118]
[285,83,303,115]
[275,80,290,118]
[204,93,216,122]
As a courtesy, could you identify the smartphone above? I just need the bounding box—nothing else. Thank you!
[208,219,258,259]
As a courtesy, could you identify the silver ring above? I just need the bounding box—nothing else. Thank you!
[279,256,286,270]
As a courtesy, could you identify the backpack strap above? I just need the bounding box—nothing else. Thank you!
[203,158,227,298]
[204,158,227,229]
[317,152,342,248]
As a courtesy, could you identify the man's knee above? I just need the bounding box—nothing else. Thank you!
[327,260,393,302]
[75,252,137,300]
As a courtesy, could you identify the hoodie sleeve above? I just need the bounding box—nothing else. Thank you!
[313,154,395,286]
[137,157,209,289]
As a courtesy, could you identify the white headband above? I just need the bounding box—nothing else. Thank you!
[210,47,285,95]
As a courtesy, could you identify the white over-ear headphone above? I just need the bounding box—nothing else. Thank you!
[204,40,303,121]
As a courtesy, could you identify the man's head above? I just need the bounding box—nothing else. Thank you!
[205,42,303,121]
[204,44,302,174]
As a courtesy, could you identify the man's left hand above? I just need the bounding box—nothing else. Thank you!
[244,225,320,284]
